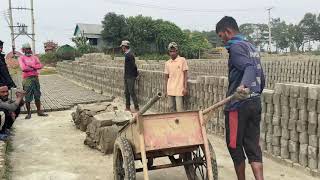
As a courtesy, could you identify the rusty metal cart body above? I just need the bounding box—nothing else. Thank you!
[113,93,233,180]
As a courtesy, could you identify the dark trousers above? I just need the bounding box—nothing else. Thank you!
[0,107,21,133]
[224,97,262,165]
[124,78,139,109]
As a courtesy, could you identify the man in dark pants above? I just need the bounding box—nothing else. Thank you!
[0,40,17,89]
[120,40,139,112]
[216,16,265,180]
[0,84,25,140]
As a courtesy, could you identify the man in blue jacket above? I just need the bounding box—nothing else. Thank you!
[216,16,265,180]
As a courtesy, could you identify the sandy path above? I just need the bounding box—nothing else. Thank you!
[8,110,318,180]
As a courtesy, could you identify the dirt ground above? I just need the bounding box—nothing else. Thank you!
[8,109,319,180]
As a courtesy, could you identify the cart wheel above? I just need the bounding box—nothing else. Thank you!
[113,137,136,180]
[183,140,218,180]
[169,155,183,164]
[147,158,154,169]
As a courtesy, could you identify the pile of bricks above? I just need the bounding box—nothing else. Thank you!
[188,76,228,135]
[261,83,320,173]
[72,102,132,154]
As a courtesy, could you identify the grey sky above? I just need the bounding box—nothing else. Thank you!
[1,0,319,53]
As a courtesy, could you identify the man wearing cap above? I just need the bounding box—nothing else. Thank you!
[0,40,17,89]
[18,43,47,119]
[0,84,25,140]
[120,40,139,112]
[216,16,265,180]
[164,42,189,112]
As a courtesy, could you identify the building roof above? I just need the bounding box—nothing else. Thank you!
[74,23,103,36]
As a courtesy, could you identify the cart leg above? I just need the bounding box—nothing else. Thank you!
[138,115,150,180]
[199,111,213,180]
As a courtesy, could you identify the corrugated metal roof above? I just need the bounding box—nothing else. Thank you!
[74,23,103,36]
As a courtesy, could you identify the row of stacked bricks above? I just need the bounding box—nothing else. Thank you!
[262,60,320,89]
[136,70,167,112]
[187,60,228,79]
[56,61,74,79]
[261,82,320,171]
[187,76,228,136]
[58,53,320,90]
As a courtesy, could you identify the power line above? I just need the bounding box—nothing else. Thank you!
[106,0,266,13]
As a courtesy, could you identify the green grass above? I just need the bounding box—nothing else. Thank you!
[40,68,57,75]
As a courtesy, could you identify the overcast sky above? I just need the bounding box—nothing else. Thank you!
[0,0,319,53]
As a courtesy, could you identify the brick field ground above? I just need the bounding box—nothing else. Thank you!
[12,74,113,113]
[6,74,319,180]
[8,110,318,180]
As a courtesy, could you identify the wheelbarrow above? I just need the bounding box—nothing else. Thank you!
[113,92,235,180]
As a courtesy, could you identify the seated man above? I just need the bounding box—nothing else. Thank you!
[0,84,25,140]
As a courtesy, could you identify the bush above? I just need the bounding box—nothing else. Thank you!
[40,52,61,65]
[56,45,76,60]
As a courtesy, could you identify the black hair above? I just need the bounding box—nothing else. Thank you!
[0,40,3,47]
[216,16,240,34]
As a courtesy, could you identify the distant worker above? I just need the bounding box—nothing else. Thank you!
[216,16,265,180]
[18,43,48,119]
[120,40,139,112]
[164,42,188,112]
[0,40,17,89]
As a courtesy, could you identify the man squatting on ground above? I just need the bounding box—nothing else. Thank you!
[164,42,188,112]
[216,16,265,180]
[120,40,139,112]
[0,84,25,140]
[18,43,48,119]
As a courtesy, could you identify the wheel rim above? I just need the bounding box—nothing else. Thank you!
[116,149,125,180]
[190,146,208,180]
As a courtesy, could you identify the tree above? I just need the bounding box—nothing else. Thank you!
[287,24,304,52]
[72,31,97,54]
[240,23,268,50]
[239,23,255,42]
[316,14,320,41]
[153,19,186,54]
[99,13,215,58]
[101,12,128,48]
[183,31,211,58]
[299,13,319,50]
[202,30,223,48]
[126,15,156,55]
[271,18,290,52]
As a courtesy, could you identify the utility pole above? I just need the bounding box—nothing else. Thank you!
[267,7,273,53]
[7,0,36,55]
[8,0,15,54]
[30,0,35,53]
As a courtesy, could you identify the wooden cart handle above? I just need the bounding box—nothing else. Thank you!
[130,92,162,124]
[203,95,234,115]
[202,95,234,127]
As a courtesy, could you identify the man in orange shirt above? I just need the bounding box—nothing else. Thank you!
[164,42,188,112]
